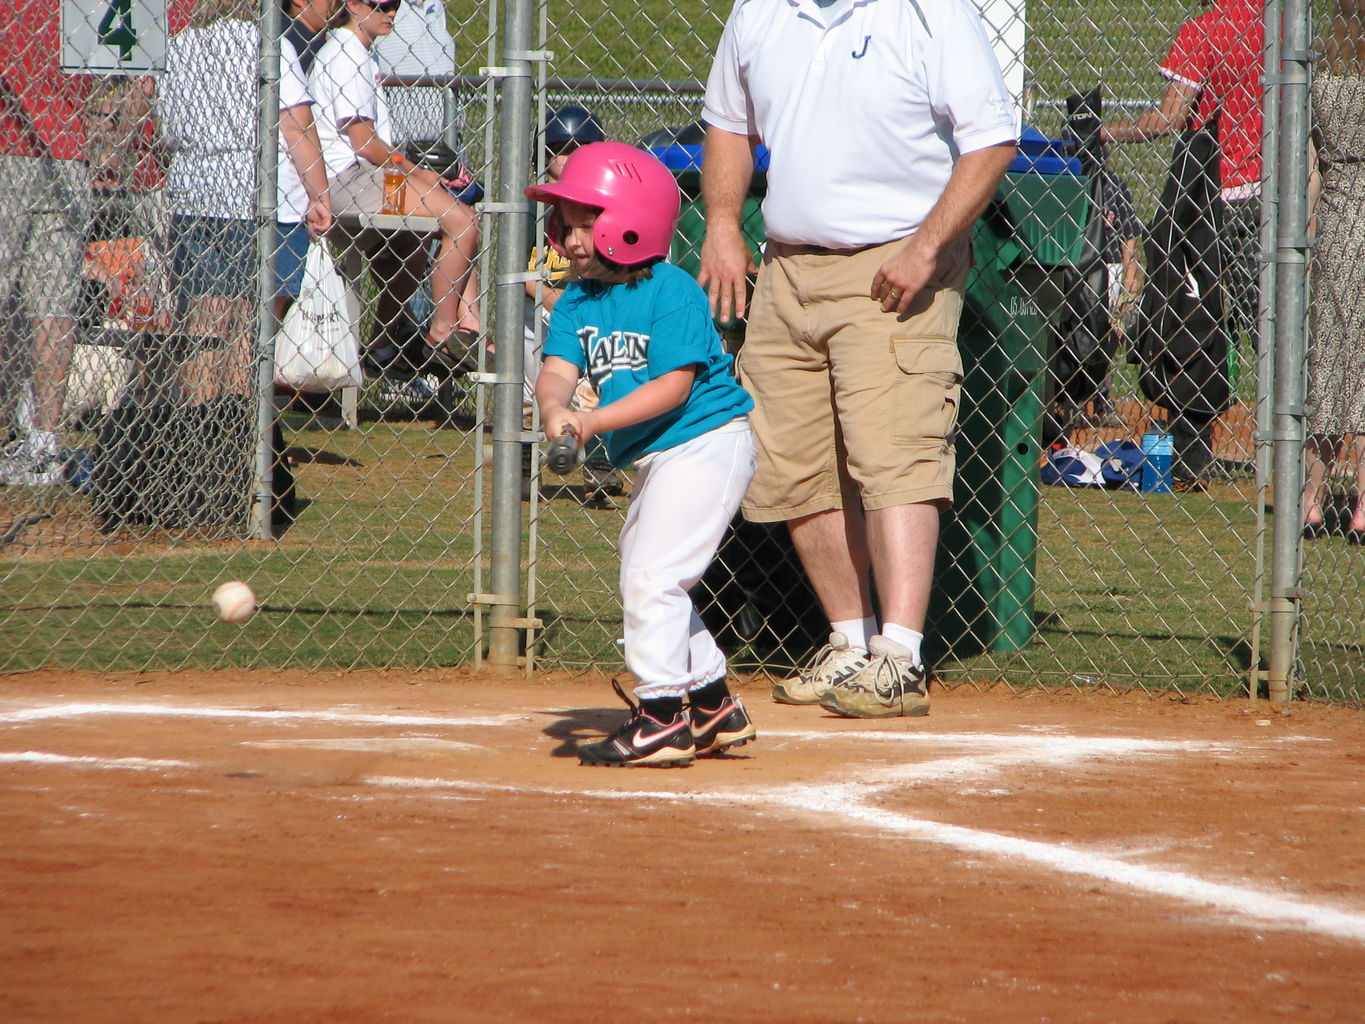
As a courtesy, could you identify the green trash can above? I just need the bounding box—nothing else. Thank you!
[652,143,768,338]
[667,136,1089,667]
[928,141,1090,660]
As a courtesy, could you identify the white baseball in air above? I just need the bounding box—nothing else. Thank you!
[212,581,257,624]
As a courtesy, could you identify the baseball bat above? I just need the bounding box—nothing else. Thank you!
[545,426,579,476]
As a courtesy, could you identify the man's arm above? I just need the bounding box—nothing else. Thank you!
[698,124,759,323]
[1101,80,1198,145]
[873,142,1016,314]
[281,103,332,237]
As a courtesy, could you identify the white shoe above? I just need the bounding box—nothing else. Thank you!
[374,374,439,409]
[0,444,65,487]
[771,631,871,705]
[820,634,929,718]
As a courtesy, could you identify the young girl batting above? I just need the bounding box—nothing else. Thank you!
[529,142,757,768]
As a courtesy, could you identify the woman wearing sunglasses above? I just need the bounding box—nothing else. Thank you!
[310,0,482,364]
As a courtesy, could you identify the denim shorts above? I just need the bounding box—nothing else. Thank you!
[171,214,256,301]
[274,221,312,298]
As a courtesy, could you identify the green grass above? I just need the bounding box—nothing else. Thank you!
[4,394,1361,697]
[3,3,1358,701]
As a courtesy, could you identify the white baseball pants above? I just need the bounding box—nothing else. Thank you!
[619,418,755,699]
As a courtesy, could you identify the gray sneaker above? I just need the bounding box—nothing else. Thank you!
[771,631,871,705]
[374,374,440,409]
[820,634,929,718]
[0,444,65,487]
[583,460,625,497]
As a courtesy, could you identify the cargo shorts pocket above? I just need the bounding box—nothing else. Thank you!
[891,337,963,448]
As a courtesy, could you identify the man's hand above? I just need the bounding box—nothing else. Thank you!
[305,194,332,239]
[698,225,756,323]
[871,237,940,315]
[699,125,759,323]
[873,142,1016,315]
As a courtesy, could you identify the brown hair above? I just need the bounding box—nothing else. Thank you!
[331,0,365,29]
[564,257,658,287]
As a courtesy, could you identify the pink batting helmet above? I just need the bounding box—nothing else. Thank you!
[525,141,681,266]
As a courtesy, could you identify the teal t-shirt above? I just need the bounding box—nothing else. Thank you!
[544,262,753,468]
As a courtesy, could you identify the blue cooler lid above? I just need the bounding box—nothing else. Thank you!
[1008,126,1082,176]
[649,143,770,173]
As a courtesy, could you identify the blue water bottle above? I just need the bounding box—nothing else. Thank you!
[1140,430,1174,494]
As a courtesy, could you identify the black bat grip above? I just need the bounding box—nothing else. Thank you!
[545,428,579,476]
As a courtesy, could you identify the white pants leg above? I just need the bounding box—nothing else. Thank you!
[619,421,755,699]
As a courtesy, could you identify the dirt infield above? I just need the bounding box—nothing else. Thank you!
[2,670,1362,1023]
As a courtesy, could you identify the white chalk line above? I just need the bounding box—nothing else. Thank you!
[4,700,1363,944]
[238,737,486,753]
[363,771,1365,945]
[0,702,523,729]
[0,750,191,770]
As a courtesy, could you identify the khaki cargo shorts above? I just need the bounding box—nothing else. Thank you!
[736,236,970,523]
[331,160,386,215]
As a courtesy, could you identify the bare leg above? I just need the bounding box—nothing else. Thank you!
[31,317,76,433]
[1300,434,1334,526]
[786,508,874,624]
[1352,435,1365,532]
[181,297,252,402]
[459,264,482,338]
[866,500,944,632]
[406,174,480,341]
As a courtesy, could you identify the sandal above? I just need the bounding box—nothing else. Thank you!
[425,329,482,375]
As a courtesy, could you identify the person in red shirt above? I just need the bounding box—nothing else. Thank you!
[1101,0,1264,486]
[1102,0,1263,342]
[0,0,95,485]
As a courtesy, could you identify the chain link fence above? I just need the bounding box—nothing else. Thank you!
[1,0,1360,704]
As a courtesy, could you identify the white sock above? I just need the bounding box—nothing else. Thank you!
[880,623,924,666]
[831,617,876,651]
[16,385,34,433]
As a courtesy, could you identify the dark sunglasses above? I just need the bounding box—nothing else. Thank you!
[362,0,401,12]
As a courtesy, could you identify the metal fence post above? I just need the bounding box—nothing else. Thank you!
[485,0,537,670]
[1248,0,1283,699]
[252,0,282,542]
[1267,0,1313,702]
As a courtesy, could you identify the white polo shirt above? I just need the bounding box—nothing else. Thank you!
[703,0,1017,248]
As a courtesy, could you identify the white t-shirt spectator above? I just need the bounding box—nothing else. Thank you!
[277,37,315,225]
[310,26,395,180]
[372,0,456,144]
[157,17,258,220]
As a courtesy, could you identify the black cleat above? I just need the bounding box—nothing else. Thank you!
[579,682,696,767]
[688,694,756,756]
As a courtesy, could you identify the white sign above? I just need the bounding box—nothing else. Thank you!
[62,0,168,75]
[972,0,1027,130]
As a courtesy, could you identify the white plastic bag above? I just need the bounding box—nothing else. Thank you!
[274,241,364,392]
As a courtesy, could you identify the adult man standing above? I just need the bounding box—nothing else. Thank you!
[0,0,93,485]
[699,0,1016,717]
